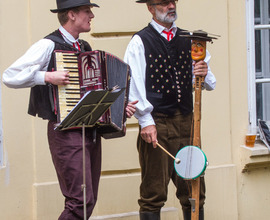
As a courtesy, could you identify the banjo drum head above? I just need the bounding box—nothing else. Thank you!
[174,145,207,180]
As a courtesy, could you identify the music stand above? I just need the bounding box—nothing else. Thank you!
[55,88,125,220]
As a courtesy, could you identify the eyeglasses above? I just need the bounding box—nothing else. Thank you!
[149,0,178,6]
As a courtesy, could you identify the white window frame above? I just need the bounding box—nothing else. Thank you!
[0,81,3,167]
[246,0,256,129]
[246,0,270,129]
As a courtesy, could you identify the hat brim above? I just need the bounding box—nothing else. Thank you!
[181,35,217,42]
[50,3,99,13]
[136,0,148,3]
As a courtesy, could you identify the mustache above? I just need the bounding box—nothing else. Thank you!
[167,9,176,15]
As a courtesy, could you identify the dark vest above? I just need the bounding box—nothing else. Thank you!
[136,24,193,115]
[27,30,92,121]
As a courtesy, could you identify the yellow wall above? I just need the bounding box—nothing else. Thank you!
[1,0,270,219]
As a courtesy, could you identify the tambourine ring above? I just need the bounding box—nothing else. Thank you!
[174,145,207,180]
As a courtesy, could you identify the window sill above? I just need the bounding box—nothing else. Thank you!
[241,141,270,173]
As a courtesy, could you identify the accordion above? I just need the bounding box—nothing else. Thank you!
[53,50,131,139]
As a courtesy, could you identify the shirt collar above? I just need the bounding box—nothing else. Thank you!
[59,26,79,45]
[150,19,177,35]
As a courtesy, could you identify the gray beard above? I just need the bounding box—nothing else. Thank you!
[155,9,177,24]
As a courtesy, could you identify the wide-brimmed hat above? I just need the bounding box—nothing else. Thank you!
[136,0,148,3]
[51,0,99,13]
[180,30,220,43]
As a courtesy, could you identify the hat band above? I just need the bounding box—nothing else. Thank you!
[51,0,99,13]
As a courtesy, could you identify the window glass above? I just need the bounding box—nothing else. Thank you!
[254,0,260,24]
[252,0,270,122]
[255,30,262,73]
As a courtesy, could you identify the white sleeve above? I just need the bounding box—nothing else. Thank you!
[124,35,155,128]
[2,39,55,88]
[202,50,216,90]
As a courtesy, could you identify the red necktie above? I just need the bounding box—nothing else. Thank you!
[162,29,173,41]
[58,29,81,51]
[72,41,81,51]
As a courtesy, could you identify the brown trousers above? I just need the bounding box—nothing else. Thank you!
[137,111,205,212]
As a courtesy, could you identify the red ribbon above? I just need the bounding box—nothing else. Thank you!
[162,29,173,41]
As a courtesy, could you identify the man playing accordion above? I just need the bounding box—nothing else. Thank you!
[3,0,137,219]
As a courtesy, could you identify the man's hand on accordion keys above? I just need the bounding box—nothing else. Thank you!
[45,70,70,85]
[125,100,138,118]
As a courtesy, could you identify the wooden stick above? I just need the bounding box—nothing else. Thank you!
[156,142,180,164]
[191,75,204,220]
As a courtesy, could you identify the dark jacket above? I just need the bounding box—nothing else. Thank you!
[28,29,91,121]
[136,24,193,115]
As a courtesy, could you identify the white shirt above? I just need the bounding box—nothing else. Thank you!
[2,26,80,88]
[124,19,216,128]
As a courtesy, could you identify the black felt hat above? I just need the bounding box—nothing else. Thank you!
[136,0,148,3]
[180,30,220,42]
[51,0,99,13]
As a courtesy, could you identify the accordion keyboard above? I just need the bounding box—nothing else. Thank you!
[55,51,81,122]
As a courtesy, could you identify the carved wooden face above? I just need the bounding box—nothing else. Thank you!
[191,40,206,61]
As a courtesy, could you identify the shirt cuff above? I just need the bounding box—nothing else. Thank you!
[137,113,156,128]
[34,71,46,85]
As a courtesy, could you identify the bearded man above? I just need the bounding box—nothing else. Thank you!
[124,1,216,219]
